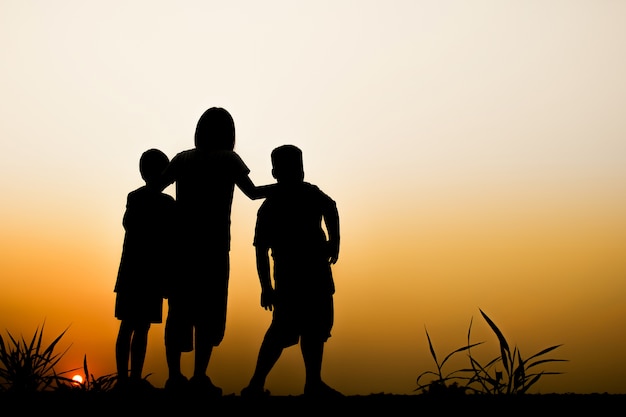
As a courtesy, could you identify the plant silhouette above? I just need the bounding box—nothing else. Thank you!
[416,308,567,395]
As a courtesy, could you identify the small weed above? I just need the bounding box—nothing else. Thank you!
[416,308,568,395]
[55,354,118,392]
[415,319,484,396]
[0,321,78,392]
[467,308,568,395]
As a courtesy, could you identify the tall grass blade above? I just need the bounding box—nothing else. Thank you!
[424,327,439,370]
[526,358,568,370]
[441,343,482,369]
[479,309,511,375]
[524,345,564,363]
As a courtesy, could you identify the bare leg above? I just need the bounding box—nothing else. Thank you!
[129,322,150,380]
[193,337,213,378]
[247,335,284,390]
[189,327,222,395]
[301,336,343,397]
[301,335,323,388]
[166,345,182,378]
[115,321,132,382]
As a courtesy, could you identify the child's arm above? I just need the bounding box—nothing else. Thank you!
[324,200,340,265]
[236,175,278,200]
[153,160,176,192]
[122,191,143,231]
[255,245,275,311]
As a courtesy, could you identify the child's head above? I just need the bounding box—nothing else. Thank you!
[195,107,236,151]
[271,144,304,183]
[140,148,169,185]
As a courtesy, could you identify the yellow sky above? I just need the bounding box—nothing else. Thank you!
[1,1,625,395]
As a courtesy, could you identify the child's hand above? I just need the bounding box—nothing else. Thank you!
[327,240,339,264]
[261,288,275,311]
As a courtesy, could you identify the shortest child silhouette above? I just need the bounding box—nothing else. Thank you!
[241,144,344,398]
[114,148,176,392]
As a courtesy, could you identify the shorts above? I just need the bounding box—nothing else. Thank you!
[164,249,229,352]
[114,291,163,324]
[265,292,334,348]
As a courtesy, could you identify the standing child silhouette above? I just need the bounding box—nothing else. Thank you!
[241,144,343,398]
[159,107,270,396]
[114,148,176,392]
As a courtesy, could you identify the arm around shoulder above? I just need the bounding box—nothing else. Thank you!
[237,176,278,200]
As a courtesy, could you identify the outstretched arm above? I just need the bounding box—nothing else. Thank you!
[237,175,277,200]
[255,245,275,311]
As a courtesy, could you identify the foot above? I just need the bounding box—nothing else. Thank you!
[304,381,345,398]
[164,374,188,393]
[112,378,129,393]
[128,377,156,393]
[189,374,222,397]
[241,384,271,398]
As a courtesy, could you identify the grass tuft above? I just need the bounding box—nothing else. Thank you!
[416,308,568,396]
[0,320,78,392]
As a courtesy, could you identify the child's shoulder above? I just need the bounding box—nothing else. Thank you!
[302,181,321,191]
[129,186,174,200]
[128,185,148,197]
[172,148,196,159]
[302,182,335,204]
[302,182,331,197]
[268,182,324,196]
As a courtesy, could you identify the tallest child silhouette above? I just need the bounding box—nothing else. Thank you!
[158,107,271,395]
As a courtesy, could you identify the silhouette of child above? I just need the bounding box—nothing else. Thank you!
[159,107,271,396]
[114,148,176,391]
[241,144,343,398]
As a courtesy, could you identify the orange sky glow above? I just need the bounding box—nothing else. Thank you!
[1,1,625,396]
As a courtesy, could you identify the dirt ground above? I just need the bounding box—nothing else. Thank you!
[3,391,624,416]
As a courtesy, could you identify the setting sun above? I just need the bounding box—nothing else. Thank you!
[71,375,84,385]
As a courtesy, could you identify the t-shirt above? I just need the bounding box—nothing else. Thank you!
[254,181,337,295]
[162,148,250,249]
[114,186,176,295]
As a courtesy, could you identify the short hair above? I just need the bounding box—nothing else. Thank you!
[271,144,304,181]
[140,148,169,183]
[194,107,236,151]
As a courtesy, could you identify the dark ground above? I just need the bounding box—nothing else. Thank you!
[2,391,625,416]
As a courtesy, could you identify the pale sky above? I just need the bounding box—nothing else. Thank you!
[1,1,625,395]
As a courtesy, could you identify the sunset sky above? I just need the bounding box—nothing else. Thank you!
[1,1,625,396]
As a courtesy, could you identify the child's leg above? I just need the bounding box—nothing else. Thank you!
[129,321,150,379]
[301,336,344,397]
[115,320,133,381]
[164,345,189,391]
[165,345,182,378]
[164,300,187,379]
[300,335,324,387]
[246,331,284,390]
[193,326,213,378]
[189,326,221,396]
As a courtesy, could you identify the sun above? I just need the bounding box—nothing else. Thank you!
[71,374,84,385]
